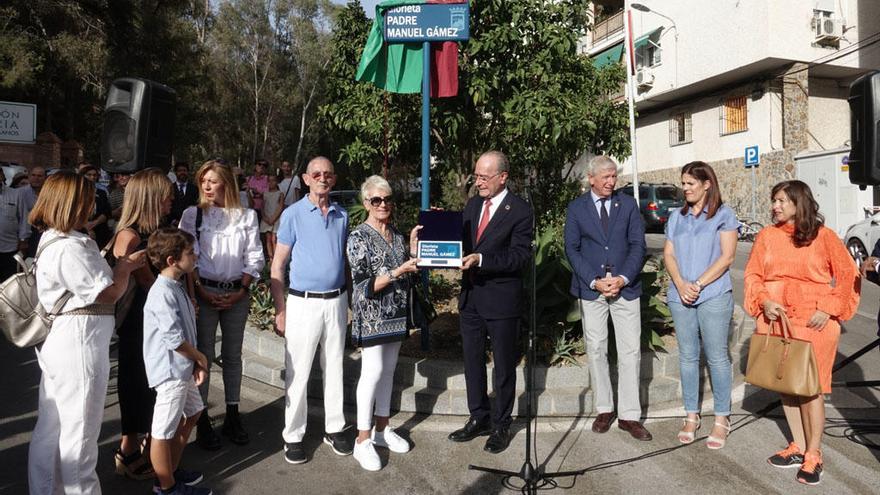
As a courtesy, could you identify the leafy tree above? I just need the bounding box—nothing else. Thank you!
[320,0,630,223]
[318,0,422,187]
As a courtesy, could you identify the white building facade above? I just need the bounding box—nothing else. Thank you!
[586,0,880,224]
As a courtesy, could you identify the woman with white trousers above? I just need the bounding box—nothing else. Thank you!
[27,170,143,494]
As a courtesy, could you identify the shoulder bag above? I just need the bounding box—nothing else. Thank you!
[0,236,73,347]
[744,312,822,397]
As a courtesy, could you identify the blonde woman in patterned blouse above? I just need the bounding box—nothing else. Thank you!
[347,175,421,472]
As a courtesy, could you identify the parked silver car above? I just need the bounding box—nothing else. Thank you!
[843,207,880,266]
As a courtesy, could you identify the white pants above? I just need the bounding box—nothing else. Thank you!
[28,315,114,495]
[580,296,643,421]
[356,342,402,431]
[282,293,348,443]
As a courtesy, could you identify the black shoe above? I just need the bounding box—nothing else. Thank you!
[448,418,492,443]
[483,427,511,454]
[196,411,222,451]
[283,442,308,464]
[323,431,353,456]
[221,405,250,445]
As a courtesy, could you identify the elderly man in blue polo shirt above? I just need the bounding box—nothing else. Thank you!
[270,156,352,465]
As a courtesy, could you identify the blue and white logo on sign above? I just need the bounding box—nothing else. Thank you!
[450,6,466,30]
[745,145,759,168]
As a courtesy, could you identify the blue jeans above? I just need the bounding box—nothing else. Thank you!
[669,291,733,416]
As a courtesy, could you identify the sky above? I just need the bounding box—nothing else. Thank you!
[332,0,380,18]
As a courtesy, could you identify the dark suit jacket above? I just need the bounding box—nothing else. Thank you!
[458,190,534,320]
[170,181,198,224]
[564,190,646,301]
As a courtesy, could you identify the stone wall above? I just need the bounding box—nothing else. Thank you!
[620,63,809,226]
[0,132,82,169]
[621,149,796,226]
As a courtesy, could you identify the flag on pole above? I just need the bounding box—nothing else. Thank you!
[355,0,463,97]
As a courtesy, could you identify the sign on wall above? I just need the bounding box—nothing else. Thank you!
[0,101,37,144]
[744,145,759,168]
[384,3,470,42]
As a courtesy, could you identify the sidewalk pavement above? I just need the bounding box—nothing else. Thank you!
[1,338,878,494]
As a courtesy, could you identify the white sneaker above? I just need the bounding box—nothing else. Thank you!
[353,439,382,471]
[372,427,411,453]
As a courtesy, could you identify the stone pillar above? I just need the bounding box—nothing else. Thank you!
[782,63,809,160]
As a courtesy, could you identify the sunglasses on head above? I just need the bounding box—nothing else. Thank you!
[368,195,394,207]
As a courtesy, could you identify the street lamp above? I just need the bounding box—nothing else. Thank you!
[631,3,678,39]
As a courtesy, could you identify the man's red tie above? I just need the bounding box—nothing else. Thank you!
[475,198,492,243]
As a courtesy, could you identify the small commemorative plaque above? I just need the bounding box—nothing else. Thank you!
[416,210,463,268]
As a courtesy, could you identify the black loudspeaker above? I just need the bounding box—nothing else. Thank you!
[101,78,176,174]
[848,71,880,187]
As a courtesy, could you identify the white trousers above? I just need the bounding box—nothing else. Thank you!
[580,296,643,421]
[28,315,114,495]
[356,341,402,431]
[282,293,347,443]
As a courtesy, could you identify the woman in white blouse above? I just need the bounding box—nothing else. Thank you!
[27,171,143,494]
[179,160,264,450]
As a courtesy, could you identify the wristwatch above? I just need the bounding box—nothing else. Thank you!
[695,279,704,290]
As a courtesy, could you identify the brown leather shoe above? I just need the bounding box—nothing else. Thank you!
[618,420,653,441]
[591,412,617,433]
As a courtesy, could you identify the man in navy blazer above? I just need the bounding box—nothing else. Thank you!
[448,150,533,454]
[564,155,651,441]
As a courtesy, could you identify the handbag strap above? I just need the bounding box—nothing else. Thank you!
[33,234,74,316]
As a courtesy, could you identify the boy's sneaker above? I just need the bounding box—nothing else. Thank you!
[352,439,382,471]
[323,431,353,456]
[372,427,411,453]
[152,469,204,493]
[284,442,308,464]
[797,451,823,486]
[156,483,212,495]
[767,442,804,469]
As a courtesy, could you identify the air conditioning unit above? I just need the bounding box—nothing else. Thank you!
[814,16,843,43]
[636,67,654,90]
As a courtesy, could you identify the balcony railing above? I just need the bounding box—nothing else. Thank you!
[592,10,624,45]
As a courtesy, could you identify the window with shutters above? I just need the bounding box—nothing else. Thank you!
[720,95,748,135]
[669,111,692,146]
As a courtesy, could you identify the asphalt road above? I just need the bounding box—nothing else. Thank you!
[1,235,878,494]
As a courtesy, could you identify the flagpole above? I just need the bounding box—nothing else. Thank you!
[623,5,640,206]
[420,40,431,351]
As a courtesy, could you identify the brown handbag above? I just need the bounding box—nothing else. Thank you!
[745,312,822,397]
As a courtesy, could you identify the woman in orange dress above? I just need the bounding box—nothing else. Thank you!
[743,180,859,486]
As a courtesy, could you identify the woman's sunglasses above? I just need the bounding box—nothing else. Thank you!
[368,195,394,207]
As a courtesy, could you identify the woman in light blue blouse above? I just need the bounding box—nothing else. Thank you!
[663,161,738,449]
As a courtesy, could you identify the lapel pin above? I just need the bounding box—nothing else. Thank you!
[505,205,510,210]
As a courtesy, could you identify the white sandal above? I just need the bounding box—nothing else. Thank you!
[706,419,731,450]
[677,415,701,444]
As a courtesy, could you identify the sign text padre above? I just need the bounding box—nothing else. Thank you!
[384,3,470,43]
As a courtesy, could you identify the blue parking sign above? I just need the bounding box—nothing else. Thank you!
[745,145,759,167]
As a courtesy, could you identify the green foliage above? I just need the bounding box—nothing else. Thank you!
[318,1,422,184]
[639,255,674,351]
[320,0,630,220]
[529,222,672,365]
[248,280,276,332]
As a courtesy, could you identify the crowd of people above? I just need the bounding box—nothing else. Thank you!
[0,149,863,492]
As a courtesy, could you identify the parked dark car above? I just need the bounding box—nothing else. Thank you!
[616,182,685,233]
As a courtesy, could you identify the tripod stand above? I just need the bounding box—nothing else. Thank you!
[469,196,585,494]
[831,336,880,388]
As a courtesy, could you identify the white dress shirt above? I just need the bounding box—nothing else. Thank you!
[475,188,509,267]
[178,206,265,282]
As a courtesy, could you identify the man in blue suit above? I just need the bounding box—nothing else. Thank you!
[448,150,533,454]
[564,155,651,441]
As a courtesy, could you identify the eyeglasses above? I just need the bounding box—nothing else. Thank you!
[474,172,502,182]
[368,195,394,207]
[309,172,336,180]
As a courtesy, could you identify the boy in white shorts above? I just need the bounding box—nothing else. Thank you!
[144,228,212,495]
